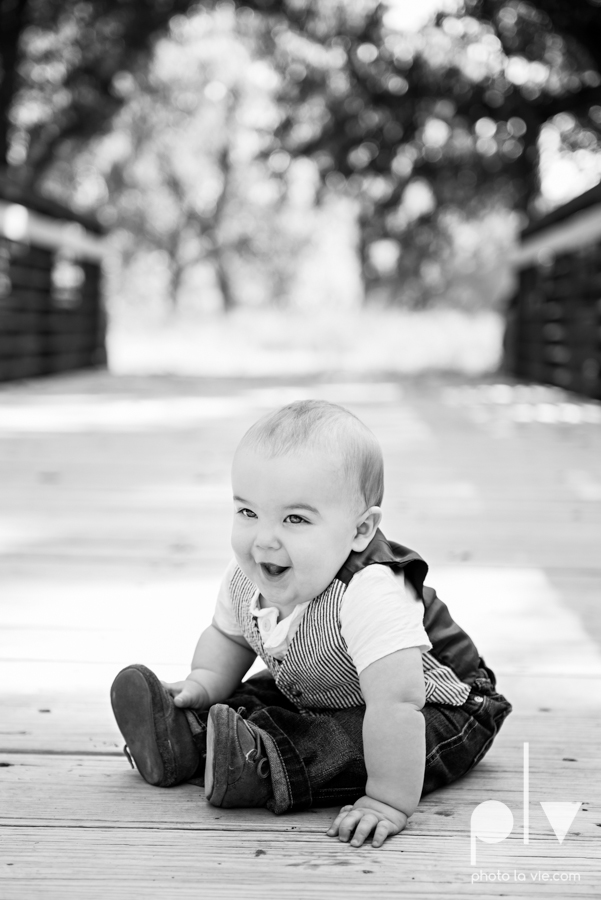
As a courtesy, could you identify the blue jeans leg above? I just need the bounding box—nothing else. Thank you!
[221,667,512,813]
[422,671,513,795]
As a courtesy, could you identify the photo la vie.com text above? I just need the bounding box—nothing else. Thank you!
[468,743,582,882]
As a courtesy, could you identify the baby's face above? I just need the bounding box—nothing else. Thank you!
[231,445,362,611]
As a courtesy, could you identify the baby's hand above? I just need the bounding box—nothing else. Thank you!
[162,679,208,709]
[327,796,408,848]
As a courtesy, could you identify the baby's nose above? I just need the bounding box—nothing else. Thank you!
[254,526,281,550]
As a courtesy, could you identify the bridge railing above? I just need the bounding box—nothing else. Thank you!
[0,183,106,383]
[506,184,601,401]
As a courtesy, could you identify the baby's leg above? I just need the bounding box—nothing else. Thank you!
[205,673,368,813]
[422,668,512,795]
[219,669,299,714]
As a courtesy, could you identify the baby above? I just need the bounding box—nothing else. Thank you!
[111,399,511,848]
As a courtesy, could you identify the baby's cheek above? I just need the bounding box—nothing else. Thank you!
[298,547,331,583]
[230,523,248,559]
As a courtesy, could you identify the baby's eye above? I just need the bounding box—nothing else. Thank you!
[285,514,307,525]
[237,508,257,519]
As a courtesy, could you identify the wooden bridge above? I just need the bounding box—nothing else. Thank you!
[1,371,600,898]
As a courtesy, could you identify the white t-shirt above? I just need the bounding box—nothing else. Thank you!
[212,559,432,674]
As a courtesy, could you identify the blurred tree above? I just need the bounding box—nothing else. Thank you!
[480,0,601,90]
[240,0,601,303]
[99,66,244,311]
[0,0,200,186]
[52,8,315,312]
[7,0,601,309]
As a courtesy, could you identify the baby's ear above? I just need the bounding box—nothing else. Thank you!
[351,506,382,552]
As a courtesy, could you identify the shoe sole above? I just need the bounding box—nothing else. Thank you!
[110,665,175,786]
[204,704,230,807]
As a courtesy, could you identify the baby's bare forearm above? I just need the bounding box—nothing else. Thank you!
[363,702,425,818]
[186,624,256,706]
[184,668,241,707]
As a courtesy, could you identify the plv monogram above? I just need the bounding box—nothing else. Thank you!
[470,743,581,865]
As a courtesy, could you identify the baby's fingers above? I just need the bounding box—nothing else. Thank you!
[336,810,367,843]
[162,681,186,697]
[349,813,380,847]
[326,805,354,837]
[162,682,195,707]
[371,820,396,849]
[174,688,201,708]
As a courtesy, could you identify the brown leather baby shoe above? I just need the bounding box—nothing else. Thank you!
[204,704,272,808]
[110,664,202,787]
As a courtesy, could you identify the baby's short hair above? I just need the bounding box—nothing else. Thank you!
[239,399,384,509]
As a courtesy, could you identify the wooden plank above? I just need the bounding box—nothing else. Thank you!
[0,754,599,898]
[2,706,601,777]
[0,310,41,332]
[0,826,598,899]
[42,351,98,374]
[5,524,600,569]
[3,477,599,508]
[0,333,41,356]
[0,356,46,380]
[0,691,126,755]
[1,672,600,752]
[9,265,50,290]
[0,288,50,312]
[1,755,338,831]
[0,372,600,898]
[44,313,101,335]
[2,243,53,270]
[43,333,98,355]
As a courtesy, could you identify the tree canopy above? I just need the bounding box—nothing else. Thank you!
[0,0,200,185]
[4,0,601,309]
[247,0,601,295]
[4,0,601,195]
[59,8,332,312]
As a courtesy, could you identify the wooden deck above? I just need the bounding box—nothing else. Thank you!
[1,371,600,898]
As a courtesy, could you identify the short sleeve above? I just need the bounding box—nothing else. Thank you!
[340,564,432,675]
[211,559,245,639]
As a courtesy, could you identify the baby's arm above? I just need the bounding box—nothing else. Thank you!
[327,647,426,848]
[164,624,256,709]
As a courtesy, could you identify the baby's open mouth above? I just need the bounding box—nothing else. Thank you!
[260,562,290,577]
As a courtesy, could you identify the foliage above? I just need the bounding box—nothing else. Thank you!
[0,0,200,185]
[244,0,601,301]
[51,7,321,311]
[5,0,601,311]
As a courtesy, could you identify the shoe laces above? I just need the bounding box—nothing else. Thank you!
[244,747,269,778]
[239,715,270,779]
